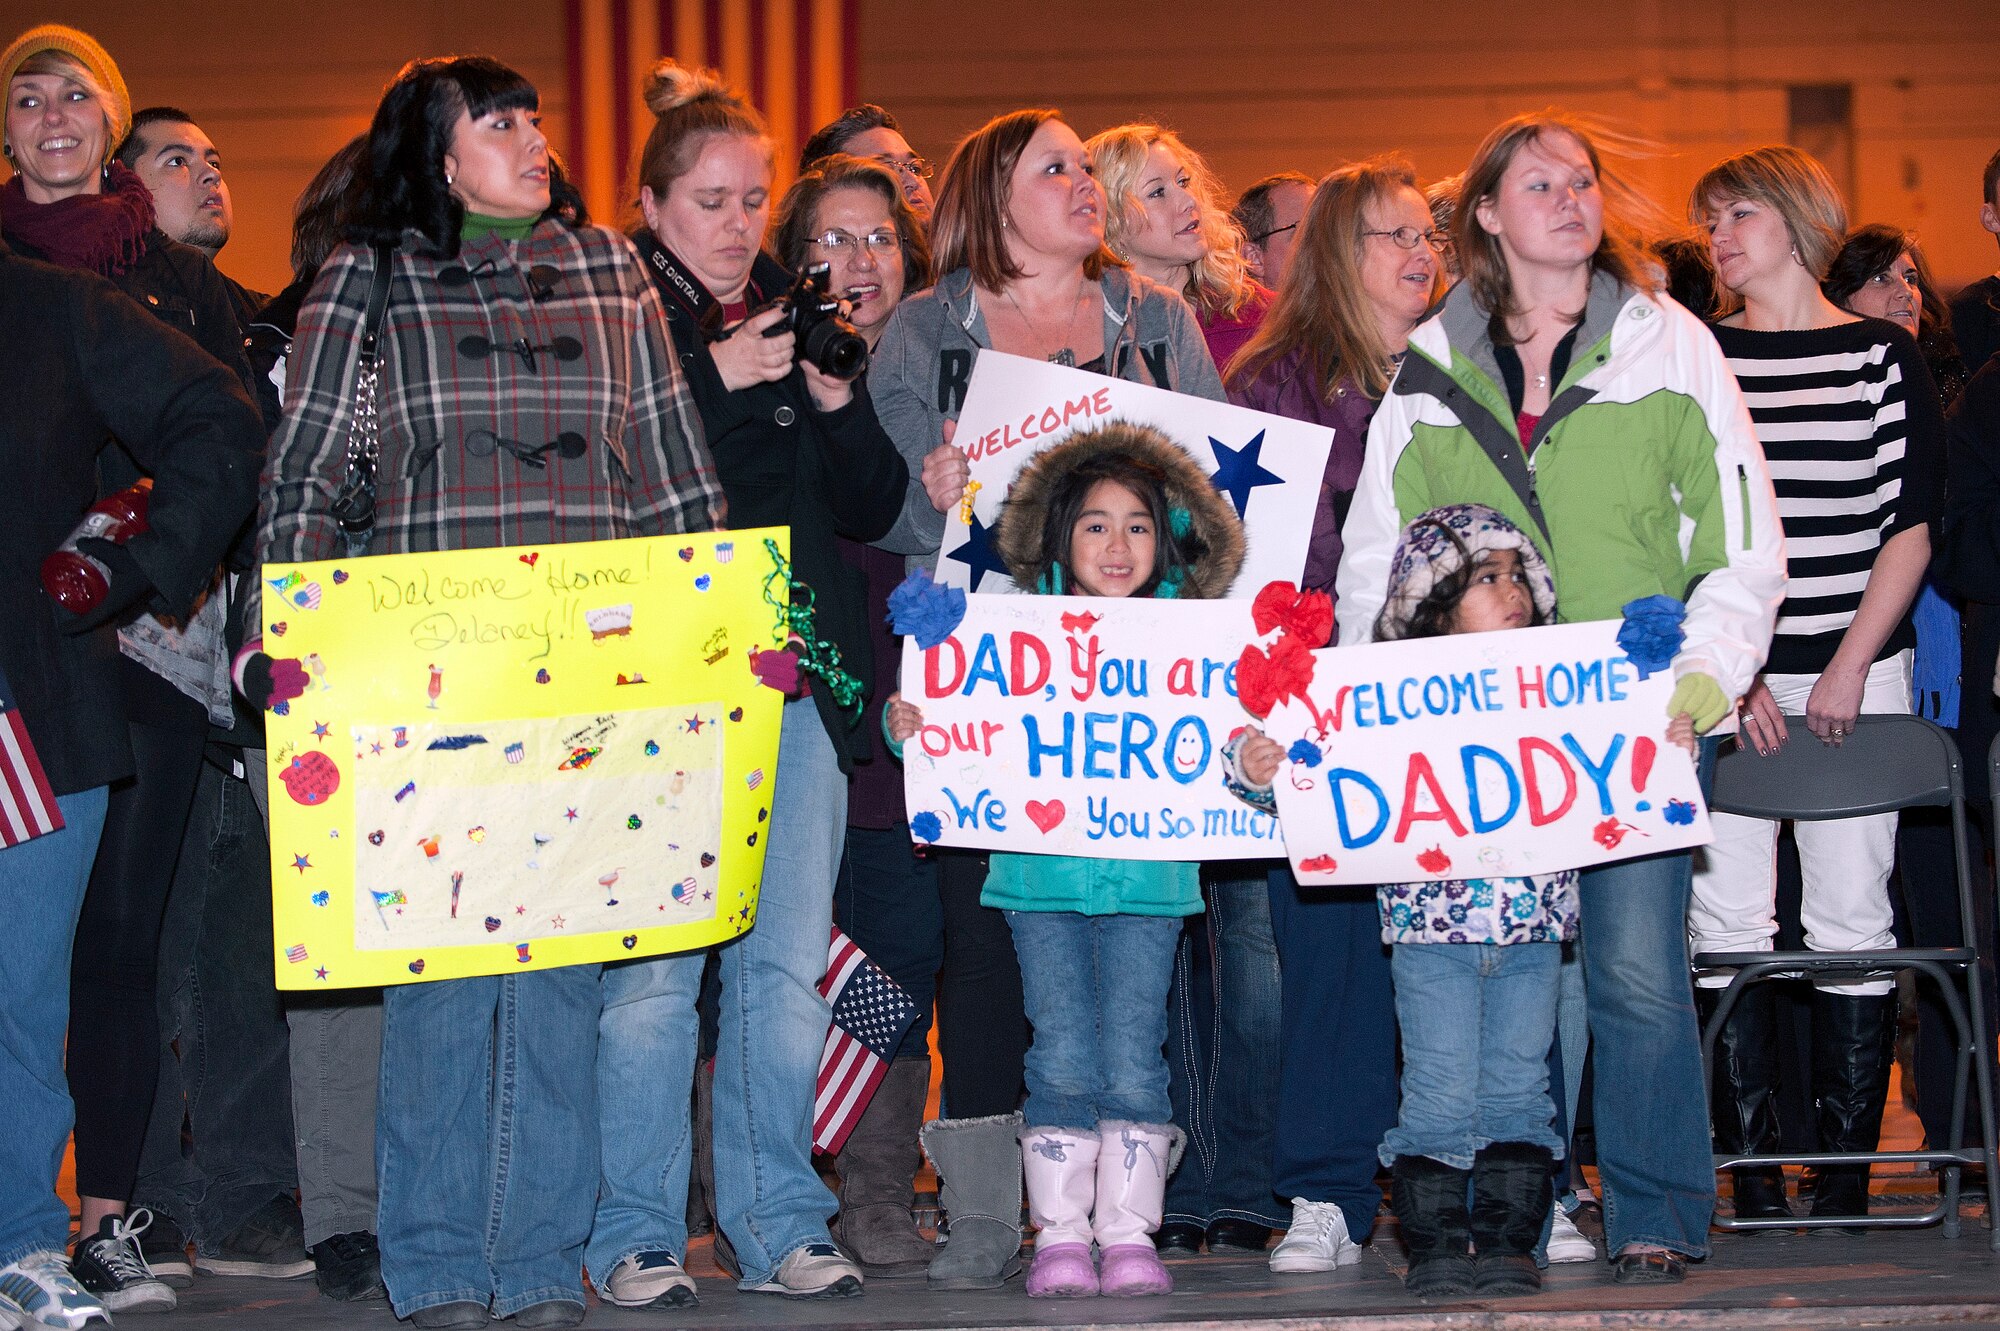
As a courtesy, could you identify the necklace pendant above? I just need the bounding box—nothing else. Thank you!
[1048,348,1076,368]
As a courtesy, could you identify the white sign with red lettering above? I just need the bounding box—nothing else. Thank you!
[1261,621,1712,886]
[936,353,1333,597]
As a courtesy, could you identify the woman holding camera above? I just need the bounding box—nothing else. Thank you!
[589,61,908,1308]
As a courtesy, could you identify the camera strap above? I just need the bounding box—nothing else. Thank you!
[631,230,789,341]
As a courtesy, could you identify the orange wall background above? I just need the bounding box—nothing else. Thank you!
[14,0,1999,298]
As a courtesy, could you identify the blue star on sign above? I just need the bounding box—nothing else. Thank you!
[946,510,1010,592]
[1207,429,1284,518]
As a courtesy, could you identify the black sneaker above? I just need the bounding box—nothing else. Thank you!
[194,1194,313,1279]
[310,1231,386,1301]
[136,1211,193,1288]
[71,1211,177,1313]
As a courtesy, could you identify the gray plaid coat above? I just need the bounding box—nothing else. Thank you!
[259,221,723,571]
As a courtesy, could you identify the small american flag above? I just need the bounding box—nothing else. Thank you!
[286,944,310,964]
[0,666,63,848]
[813,926,920,1155]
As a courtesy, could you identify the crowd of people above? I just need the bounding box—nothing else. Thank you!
[3,17,1999,1330]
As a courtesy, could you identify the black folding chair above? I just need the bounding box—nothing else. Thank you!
[1693,714,1999,1243]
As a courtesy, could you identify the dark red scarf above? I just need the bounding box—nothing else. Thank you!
[0,161,155,276]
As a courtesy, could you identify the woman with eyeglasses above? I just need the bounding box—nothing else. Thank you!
[863,105,1224,1292]
[1688,149,1947,1228]
[590,62,909,1308]
[764,152,940,1278]
[1086,124,1268,369]
[1211,156,1439,1275]
[1338,113,1787,1284]
[255,55,724,1328]
[799,104,934,220]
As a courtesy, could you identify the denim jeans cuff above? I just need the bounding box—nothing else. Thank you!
[1612,1234,1710,1260]
[390,1286,490,1319]
[0,1240,67,1269]
[492,1283,586,1319]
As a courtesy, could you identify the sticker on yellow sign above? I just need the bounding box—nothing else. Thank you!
[264,531,788,988]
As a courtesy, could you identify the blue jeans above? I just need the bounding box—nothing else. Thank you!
[592,697,846,1289]
[1164,873,1288,1229]
[1383,942,1563,1169]
[376,966,602,1317]
[137,752,297,1246]
[0,786,107,1265]
[1266,869,1397,1241]
[1573,734,1720,1258]
[1006,910,1181,1128]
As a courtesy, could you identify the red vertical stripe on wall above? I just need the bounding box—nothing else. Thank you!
[703,0,723,67]
[841,0,858,106]
[564,0,586,173]
[794,0,814,154]
[748,1,767,112]
[658,0,676,72]
[609,0,632,198]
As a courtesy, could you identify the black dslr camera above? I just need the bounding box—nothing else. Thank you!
[761,262,869,381]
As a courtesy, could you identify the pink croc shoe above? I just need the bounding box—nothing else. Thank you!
[1098,1243,1172,1297]
[1024,1242,1098,1298]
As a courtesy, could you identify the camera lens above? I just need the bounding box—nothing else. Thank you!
[802,319,869,381]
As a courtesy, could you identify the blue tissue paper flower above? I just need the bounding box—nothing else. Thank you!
[887,569,967,650]
[1287,738,1324,768]
[1617,594,1687,681]
[911,811,943,843]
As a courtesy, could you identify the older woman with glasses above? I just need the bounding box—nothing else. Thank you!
[766,153,941,1279]
[800,104,933,220]
[1219,156,1440,1275]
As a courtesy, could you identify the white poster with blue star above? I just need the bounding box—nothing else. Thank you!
[899,593,1285,860]
[936,353,1333,596]
[1260,620,1712,887]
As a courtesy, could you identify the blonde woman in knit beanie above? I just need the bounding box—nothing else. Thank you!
[4,21,267,1320]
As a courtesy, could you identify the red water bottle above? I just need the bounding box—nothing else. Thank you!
[41,479,154,614]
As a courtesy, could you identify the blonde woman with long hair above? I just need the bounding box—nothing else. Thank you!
[1087,123,1262,367]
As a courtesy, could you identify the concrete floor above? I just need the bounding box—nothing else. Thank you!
[143,1192,2000,1331]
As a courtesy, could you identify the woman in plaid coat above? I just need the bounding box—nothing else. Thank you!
[252,56,723,1330]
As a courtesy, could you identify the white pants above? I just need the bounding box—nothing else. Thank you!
[1689,650,1912,996]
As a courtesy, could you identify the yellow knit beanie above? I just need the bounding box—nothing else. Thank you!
[0,24,132,161]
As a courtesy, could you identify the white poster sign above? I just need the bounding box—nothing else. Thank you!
[899,594,1282,860]
[937,353,1333,597]
[1263,621,1712,886]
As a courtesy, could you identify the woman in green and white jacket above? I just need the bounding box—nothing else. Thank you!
[1335,112,1786,1284]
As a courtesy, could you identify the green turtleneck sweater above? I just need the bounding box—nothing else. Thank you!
[461,211,538,243]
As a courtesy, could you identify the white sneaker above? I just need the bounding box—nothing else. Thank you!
[601,1250,697,1308]
[1268,1199,1362,1273]
[745,1243,863,1298]
[0,1251,110,1329]
[1546,1204,1597,1263]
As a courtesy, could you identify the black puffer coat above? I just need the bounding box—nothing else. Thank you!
[0,237,263,793]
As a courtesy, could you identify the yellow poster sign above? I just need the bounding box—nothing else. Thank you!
[262,529,788,988]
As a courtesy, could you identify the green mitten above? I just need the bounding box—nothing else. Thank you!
[1667,671,1730,734]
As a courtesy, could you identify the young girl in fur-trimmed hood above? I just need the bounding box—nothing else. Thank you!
[888,420,1241,1299]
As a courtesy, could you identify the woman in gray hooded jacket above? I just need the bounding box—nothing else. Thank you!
[864,106,1224,1291]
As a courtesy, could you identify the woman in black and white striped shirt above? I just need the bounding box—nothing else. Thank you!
[1686,145,1946,1224]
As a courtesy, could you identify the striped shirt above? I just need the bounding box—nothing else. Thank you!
[1709,318,1945,675]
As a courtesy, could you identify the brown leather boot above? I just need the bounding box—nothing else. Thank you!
[833,1056,936,1277]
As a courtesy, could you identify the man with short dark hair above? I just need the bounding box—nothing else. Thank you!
[1950,148,2000,377]
[117,107,265,323]
[1232,171,1314,289]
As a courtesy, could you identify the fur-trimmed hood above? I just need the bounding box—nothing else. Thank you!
[994,420,1246,599]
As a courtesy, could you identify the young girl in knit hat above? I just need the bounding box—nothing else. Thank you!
[1228,503,1693,1300]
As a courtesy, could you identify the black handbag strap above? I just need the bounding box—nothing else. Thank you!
[359,242,394,364]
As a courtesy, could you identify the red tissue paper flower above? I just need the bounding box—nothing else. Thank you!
[1251,581,1333,648]
[1236,633,1317,720]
